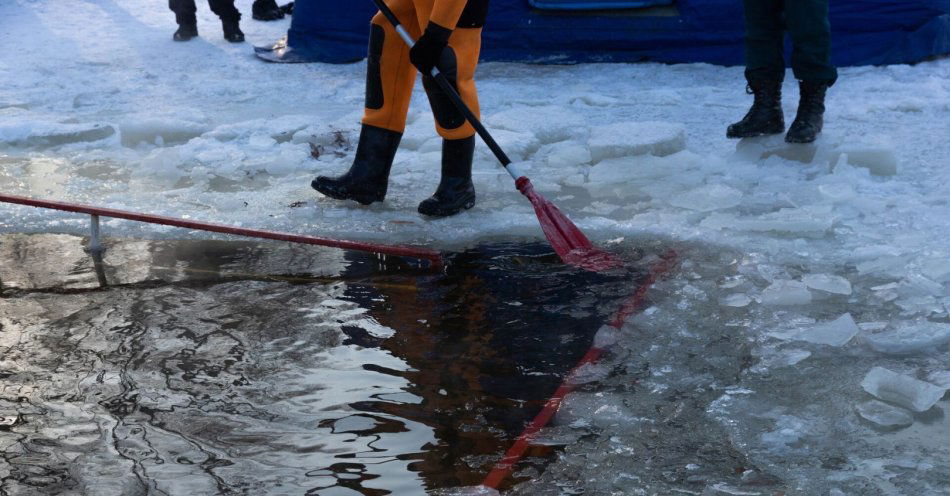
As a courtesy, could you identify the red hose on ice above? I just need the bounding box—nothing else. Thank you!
[0,194,443,268]
[481,250,677,490]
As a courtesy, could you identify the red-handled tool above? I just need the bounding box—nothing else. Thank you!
[371,0,621,272]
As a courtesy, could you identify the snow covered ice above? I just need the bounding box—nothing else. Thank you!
[3,0,950,494]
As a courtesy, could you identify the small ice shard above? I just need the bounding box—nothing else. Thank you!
[720,293,752,308]
[593,324,621,348]
[864,321,950,355]
[795,313,859,346]
[860,367,946,412]
[855,400,914,428]
[668,184,743,212]
[753,348,811,372]
[438,486,501,496]
[760,280,812,306]
[802,273,852,295]
[528,425,585,446]
[702,483,763,495]
[760,415,808,450]
[566,362,611,385]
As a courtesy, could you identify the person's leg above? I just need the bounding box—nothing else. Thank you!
[208,0,244,42]
[784,0,836,143]
[743,0,786,83]
[416,0,487,217]
[169,0,199,41]
[727,0,786,138]
[786,0,836,84]
[312,1,421,205]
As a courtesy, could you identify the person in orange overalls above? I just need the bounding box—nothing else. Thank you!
[312,0,489,218]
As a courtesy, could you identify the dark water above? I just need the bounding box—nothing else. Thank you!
[0,234,665,495]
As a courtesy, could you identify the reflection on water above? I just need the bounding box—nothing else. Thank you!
[0,234,662,495]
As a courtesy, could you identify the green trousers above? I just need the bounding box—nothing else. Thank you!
[743,0,838,84]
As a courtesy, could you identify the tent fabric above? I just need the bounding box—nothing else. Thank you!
[255,0,950,66]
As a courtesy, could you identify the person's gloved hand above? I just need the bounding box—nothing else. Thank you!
[410,23,453,75]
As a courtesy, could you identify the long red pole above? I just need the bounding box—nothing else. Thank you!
[0,194,443,267]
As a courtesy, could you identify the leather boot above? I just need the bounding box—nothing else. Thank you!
[222,20,244,43]
[785,81,829,144]
[727,79,784,139]
[312,125,402,205]
[173,23,198,41]
[418,136,476,217]
[252,0,284,21]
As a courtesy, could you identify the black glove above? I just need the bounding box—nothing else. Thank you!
[410,22,453,75]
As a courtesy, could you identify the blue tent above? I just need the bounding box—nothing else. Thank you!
[255,0,950,66]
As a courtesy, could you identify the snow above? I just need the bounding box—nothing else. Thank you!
[860,366,946,412]
[2,1,950,494]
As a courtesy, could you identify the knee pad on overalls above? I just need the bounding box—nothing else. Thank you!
[421,48,466,132]
[365,23,386,111]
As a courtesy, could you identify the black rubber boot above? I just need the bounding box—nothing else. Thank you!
[252,0,284,21]
[418,136,476,218]
[727,79,785,139]
[222,20,244,42]
[279,2,294,15]
[173,23,198,41]
[312,125,402,205]
[785,81,829,144]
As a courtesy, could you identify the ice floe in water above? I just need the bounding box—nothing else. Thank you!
[760,280,812,306]
[860,366,946,412]
[854,400,914,429]
[794,313,860,346]
[802,273,853,295]
[863,321,950,355]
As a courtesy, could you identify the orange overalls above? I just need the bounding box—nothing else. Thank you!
[363,0,489,141]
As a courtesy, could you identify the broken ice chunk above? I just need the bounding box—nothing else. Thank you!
[835,147,899,176]
[587,121,686,162]
[566,362,611,385]
[864,321,950,355]
[720,293,752,308]
[528,425,585,446]
[668,184,743,212]
[802,273,852,295]
[760,280,812,306]
[444,486,501,496]
[854,400,914,428]
[860,367,946,412]
[593,324,621,348]
[795,313,859,346]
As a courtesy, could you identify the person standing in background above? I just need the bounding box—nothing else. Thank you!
[169,0,245,43]
[312,0,490,218]
[727,0,838,144]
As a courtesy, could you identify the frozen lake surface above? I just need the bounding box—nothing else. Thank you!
[2,0,950,494]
